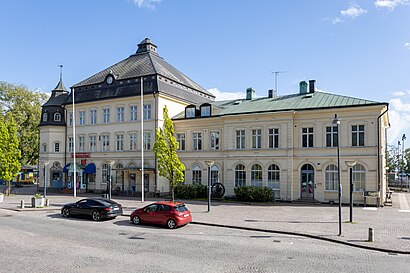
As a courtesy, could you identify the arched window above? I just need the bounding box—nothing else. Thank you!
[192,164,202,185]
[102,163,109,184]
[235,164,246,187]
[115,163,124,186]
[54,112,61,122]
[251,164,263,187]
[210,165,219,185]
[42,112,48,122]
[268,164,280,189]
[325,164,339,191]
[352,164,366,191]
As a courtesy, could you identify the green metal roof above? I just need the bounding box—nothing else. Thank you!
[173,91,387,119]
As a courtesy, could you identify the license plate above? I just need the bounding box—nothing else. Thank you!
[184,214,189,217]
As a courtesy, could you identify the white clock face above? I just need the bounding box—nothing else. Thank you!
[106,76,114,85]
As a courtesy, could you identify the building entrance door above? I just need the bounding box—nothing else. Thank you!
[301,164,314,198]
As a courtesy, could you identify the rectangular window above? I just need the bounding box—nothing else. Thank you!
[302,127,314,148]
[79,111,85,125]
[68,112,73,126]
[236,130,245,149]
[129,133,137,151]
[90,109,97,124]
[130,105,138,121]
[210,131,220,150]
[68,137,73,152]
[102,135,110,152]
[89,135,97,152]
[78,136,85,152]
[268,128,279,148]
[176,133,186,151]
[143,132,151,150]
[201,106,211,117]
[54,143,60,153]
[116,134,124,151]
[352,125,365,147]
[326,126,338,147]
[103,108,110,123]
[143,104,152,120]
[116,107,124,122]
[185,107,195,118]
[252,129,262,149]
[193,132,202,150]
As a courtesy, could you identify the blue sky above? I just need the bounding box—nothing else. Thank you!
[1,0,409,145]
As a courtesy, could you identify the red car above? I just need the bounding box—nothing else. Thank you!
[130,202,192,229]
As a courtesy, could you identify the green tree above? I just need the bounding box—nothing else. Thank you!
[0,114,21,194]
[153,106,185,202]
[0,81,48,165]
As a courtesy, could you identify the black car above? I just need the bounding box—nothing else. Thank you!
[61,198,123,221]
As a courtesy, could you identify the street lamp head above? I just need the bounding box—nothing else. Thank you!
[332,114,340,125]
[106,160,115,166]
[42,161,50,166]
[345,160,358,167]
[402,134,406,141]
[205,160,215,167]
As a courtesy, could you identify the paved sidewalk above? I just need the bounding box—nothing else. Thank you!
[1,191,409,254]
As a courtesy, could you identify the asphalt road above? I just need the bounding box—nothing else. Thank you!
[0,209,409,273]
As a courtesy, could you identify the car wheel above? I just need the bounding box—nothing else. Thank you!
[92,210,101,221]
[166,219,177,229]
[131,215,141,225]
[62,208,70,218]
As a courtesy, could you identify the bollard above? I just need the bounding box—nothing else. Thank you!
[45,199,50,207]
[368,227,374,242]
[20,200,25,209]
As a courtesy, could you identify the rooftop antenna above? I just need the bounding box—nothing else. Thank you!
[271,71,287,94]
[59,64,63,81]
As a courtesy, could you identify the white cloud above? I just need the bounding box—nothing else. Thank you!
[392,91,406,96]
[133,0,161,9]
[341,4,367,18]
[375,0,409,10]
[404,42,410,49]
[388,97,410,144]
[207,88,245,101]
[332,17,344,24]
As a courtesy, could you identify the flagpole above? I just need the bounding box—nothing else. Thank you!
[72,87,77,198]
[140,77,144,202]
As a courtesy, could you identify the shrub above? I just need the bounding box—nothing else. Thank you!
[175,184,207,199]
[234,186,273,202]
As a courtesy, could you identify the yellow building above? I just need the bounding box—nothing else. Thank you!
[39,38,389,205]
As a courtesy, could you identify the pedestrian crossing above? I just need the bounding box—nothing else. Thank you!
[397,193,410,213]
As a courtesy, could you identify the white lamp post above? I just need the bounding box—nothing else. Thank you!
[42,161,49,198]
[332,114,342,236]
[205,160,215,212]
[345,160,358,222]
[107,160,115,200]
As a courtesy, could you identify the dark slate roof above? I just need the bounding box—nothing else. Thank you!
[173,91,387,119]
[72,38,214,99]
[42,79,69,107]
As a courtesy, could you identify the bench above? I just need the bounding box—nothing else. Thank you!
[363,191,380,207]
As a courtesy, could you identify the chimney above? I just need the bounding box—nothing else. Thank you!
[246,87,255,100]
[309,80,316,93]
[299,81,308,94]
[268,89,273,98]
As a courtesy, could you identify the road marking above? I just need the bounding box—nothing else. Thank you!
[398,193,410,211]
[363,207,377,211]
[398,210,410,213]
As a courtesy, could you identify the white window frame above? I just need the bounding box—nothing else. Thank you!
[79,111,85,126]
[116,134,124,151]
[236,130,245,149]
[176,133,186,151]
[268,128,279,149]
[90,109,97,124]
[116,107,124,122]
[210,131,220,150]
[103,108,110,123]
[89,135,97,152]
[193,132,202,151]
[130,105,138,121]
[252,129,262,149]
[324,164,339,191]
[143,104,152,120]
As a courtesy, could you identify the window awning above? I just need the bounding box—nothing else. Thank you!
[84,163,96,174]
[63,163,84,173]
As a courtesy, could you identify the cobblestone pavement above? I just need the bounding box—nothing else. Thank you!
[1,185,409,254]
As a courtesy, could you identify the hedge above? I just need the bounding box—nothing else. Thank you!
[175,184,207,199]
[234,186,273,202]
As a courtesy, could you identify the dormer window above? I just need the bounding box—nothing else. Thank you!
[42,112,48,122]
[54,112,61,122]
[200,104,211,117]
[185,106,196,118]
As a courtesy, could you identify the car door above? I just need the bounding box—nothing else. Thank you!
[141,204,158,223]
[156,204,171,225]
[71,199,88,216]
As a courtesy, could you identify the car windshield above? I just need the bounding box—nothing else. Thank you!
[175,205,188,212]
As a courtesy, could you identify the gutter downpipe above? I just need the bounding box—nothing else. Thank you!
[377,106,389,205]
